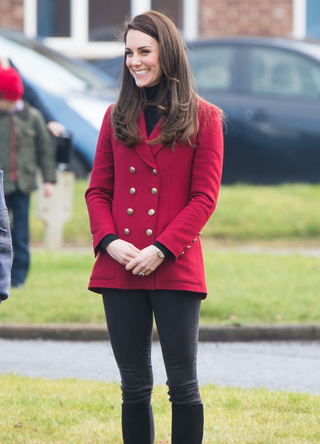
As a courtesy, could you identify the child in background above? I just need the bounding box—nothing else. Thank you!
[0,64,56,288]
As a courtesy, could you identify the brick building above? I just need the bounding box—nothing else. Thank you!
[0,0,24,30]
[199,0,293,38]
[0,0,319,58]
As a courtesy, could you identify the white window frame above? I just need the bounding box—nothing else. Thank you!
[184,0,198,41]
[24,0,198,58]
[293,0,307,39]
[24,0,37,39]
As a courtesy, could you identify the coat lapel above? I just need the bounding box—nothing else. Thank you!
[133,111,165,167]
[149,120,166,157]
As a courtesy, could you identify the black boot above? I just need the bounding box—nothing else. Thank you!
[122,402,154,444]
[172,403,204,444]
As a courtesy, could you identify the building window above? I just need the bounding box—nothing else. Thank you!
[24,0,198,58]
[89,0,131,42]
[151,0,183,30]
[306,0,320,38]
[37,0,71,37]
[293,0,320,39]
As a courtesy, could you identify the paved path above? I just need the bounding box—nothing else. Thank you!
[1,339,320,394]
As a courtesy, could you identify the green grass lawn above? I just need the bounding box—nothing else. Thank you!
[0,375,319,443]
[202,250,320,324]
[204,183,320,242]
[1,250,319,325]
[29,181,320,245]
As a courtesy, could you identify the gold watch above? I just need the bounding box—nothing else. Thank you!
[154,246,165,259]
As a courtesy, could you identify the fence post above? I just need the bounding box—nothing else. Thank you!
[35,170,75,250]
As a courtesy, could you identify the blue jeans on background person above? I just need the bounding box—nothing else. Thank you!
[5,190,30,287]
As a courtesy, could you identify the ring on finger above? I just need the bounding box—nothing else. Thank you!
[139,272,145,277]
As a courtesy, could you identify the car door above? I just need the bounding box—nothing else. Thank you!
[241,45,320,183]
[187,42,247,183]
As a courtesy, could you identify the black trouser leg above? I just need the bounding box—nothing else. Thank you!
[151,290,203,443]
[103,289,154,443]
[151,290,202,405]
[102,289,154,404]
[172,403,204,444]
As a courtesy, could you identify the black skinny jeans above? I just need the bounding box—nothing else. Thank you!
[102,289,202,405]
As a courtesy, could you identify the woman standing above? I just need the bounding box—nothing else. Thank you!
[86,10,223,444]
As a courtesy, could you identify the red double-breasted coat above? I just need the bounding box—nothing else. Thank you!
[85,98,223,297]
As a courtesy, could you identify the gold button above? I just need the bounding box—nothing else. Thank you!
[153,169,157,175]
[124,228,130,235]
[130,188,136,195]
[146,229,153,236]
[180,251,185,256]
[198,231,203,235]
[186,245,191,249]
[130,167,136,174]
[151,188,157,195]
[127,208,134,215]
[148,209,155,216]
[192,238,197,242]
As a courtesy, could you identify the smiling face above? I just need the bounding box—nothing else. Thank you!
[125,30,163,88]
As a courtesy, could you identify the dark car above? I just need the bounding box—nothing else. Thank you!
[94,37,320,184]
[0,27,117,177]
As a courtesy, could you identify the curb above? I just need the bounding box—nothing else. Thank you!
[1,323,320,342]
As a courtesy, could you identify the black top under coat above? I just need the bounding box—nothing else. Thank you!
[144,83,162,137]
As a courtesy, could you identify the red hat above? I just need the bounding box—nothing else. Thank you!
[0,65,24,101]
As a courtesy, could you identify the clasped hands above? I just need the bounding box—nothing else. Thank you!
[106,239,164,276]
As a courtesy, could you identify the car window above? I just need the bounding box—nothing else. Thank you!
[188,45,234,91]
[250,47,320,100]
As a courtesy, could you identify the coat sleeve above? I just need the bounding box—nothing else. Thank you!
[85,105,116,256]
[156,102,224,259]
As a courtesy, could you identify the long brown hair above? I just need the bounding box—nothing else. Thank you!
[112,11,198,148]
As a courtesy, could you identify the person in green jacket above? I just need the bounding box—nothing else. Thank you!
[0,64,56,288]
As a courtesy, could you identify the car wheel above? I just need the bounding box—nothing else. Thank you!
[70,151,91,179]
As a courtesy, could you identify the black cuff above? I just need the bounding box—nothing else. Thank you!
[100,234,119,251]
[153,241,172,258]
